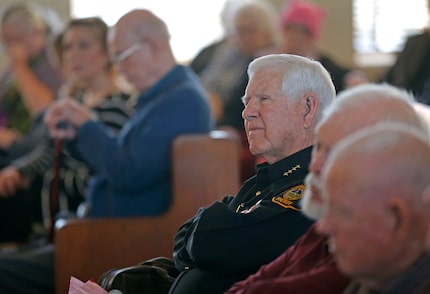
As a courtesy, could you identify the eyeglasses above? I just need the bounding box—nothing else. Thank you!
[111,43,142,63]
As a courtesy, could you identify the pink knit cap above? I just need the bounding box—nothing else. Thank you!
[280,0,326,41]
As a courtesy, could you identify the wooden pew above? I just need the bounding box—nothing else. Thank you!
[54,130,241,294]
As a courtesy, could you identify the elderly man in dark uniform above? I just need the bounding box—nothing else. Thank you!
[169,53,336,294]
[226,83,429,294]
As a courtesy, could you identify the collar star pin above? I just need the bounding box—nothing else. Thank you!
[283,164,301,176]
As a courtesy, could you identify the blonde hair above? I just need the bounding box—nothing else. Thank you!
[1,2,55,35]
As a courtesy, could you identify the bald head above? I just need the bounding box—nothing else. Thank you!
[318,123,430,287]
[320,83,429,139]
[109,9,175,92]
[302,83,429,220]
[113,9,170,44]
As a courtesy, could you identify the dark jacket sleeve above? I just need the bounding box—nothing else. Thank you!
[174,198,312,274]
[173,195,234,271]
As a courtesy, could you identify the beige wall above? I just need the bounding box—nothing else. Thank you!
[316,0,354,67]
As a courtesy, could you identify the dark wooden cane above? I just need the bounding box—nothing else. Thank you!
[48,139,62,243]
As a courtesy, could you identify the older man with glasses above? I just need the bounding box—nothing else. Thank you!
[44,9,213,218]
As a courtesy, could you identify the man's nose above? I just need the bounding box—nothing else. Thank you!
[242,100,258,121]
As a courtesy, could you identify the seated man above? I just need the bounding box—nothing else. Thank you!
[169,53,336,294]
[226,83,430,293]
[318,123,430,293]
[44,9,213,217]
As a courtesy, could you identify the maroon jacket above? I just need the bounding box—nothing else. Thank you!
[226,224,350,294]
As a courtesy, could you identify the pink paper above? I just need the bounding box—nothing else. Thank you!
[68,276,108,294]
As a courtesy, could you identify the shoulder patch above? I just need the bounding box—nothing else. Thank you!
[272,184,305,211]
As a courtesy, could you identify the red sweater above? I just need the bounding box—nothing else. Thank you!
[225,225,350,294]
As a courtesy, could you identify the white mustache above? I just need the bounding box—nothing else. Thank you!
[327,239,336,254]
[301,173,325,220]
[305,173,323,192]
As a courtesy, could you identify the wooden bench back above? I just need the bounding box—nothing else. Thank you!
[54,130,241,294]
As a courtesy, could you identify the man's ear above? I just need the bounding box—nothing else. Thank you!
[387,197,411,241]
[303,94,318,129]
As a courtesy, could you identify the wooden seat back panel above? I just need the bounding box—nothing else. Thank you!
[54,131,240,294]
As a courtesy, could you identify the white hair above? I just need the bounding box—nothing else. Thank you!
[248,53,336,123]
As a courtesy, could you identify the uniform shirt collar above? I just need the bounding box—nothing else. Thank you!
[254,146,312,190]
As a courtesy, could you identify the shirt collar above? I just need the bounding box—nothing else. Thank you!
[254,146,312,189]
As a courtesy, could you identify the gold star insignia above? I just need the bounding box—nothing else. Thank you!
[283,164,301,176]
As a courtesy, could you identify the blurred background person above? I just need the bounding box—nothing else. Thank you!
[44,9,213,218]
[218,0,280,181]
[382,0,430,105]
[190,0,249,123]
[218,0,279,125]
[0,1,62,245]
[279,0,368,93]
[191,0,281,183]
[42,17,133,219]
[0,1,62,165]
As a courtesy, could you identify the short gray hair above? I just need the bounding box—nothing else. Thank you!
[248,53,336,122]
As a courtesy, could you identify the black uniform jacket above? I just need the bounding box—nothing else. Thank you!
[170,146,314,294]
